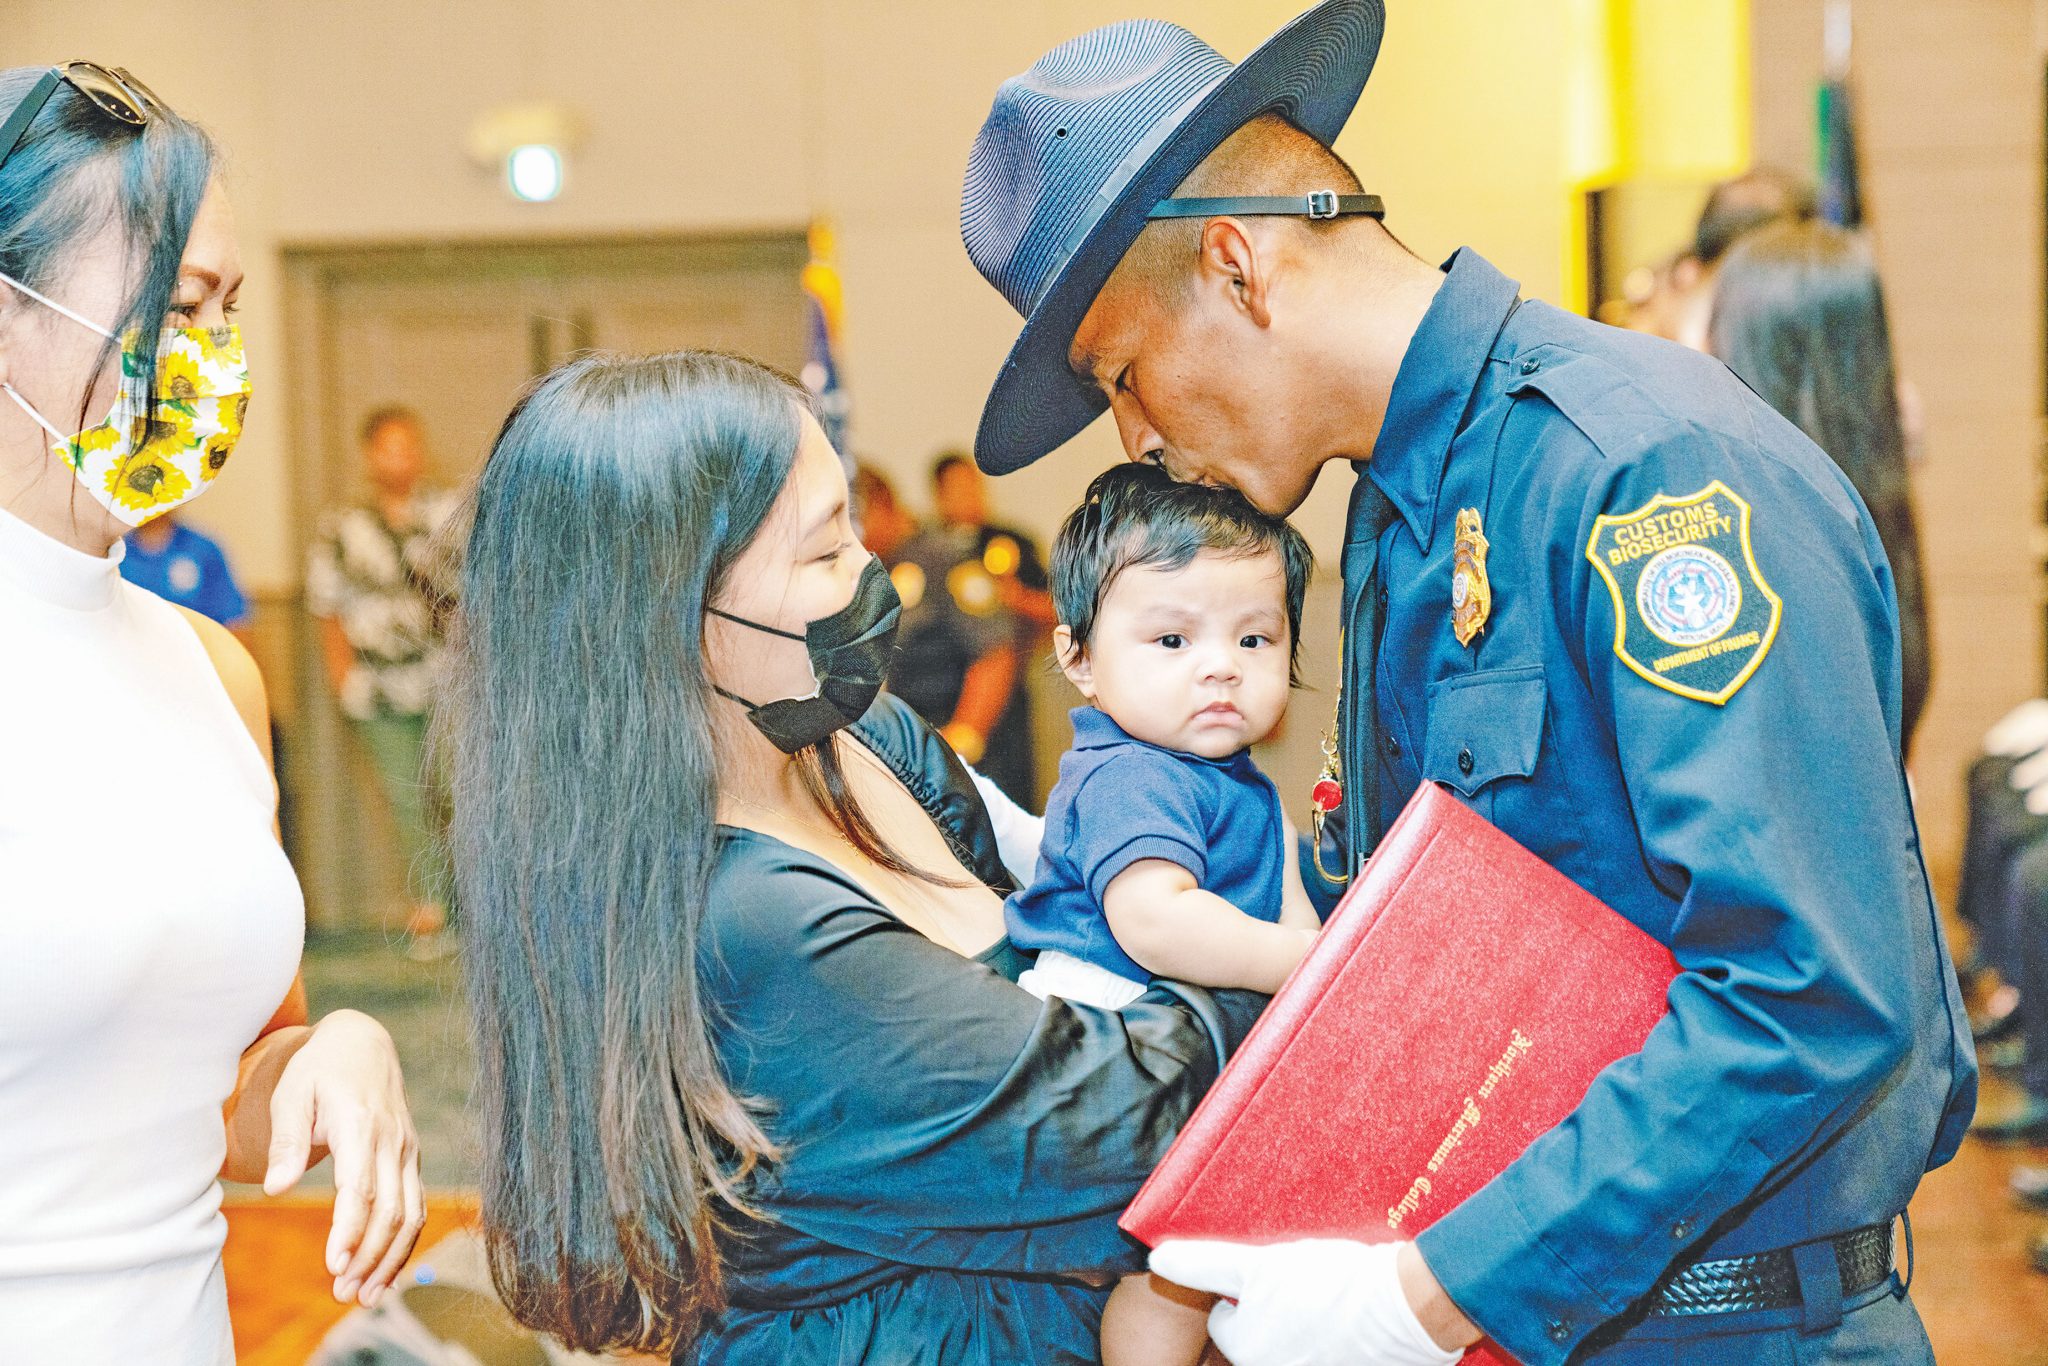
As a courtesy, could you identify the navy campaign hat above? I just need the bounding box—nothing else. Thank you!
[961,1,1385,474]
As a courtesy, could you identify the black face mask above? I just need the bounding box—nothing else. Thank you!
[711,556,902,753]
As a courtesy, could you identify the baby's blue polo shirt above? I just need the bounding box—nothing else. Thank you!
[1005,705,1286,984]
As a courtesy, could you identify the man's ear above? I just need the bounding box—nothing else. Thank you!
[1053,624,1095,698]
[1197,217,1272,328]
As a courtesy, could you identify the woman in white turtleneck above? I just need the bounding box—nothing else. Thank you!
[0,65,423,1363]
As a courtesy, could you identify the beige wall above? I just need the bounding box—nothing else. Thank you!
[1751,1,2046,885]
[17,0,1592,589]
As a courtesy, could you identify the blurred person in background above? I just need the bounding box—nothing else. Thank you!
[307,405,459,954]
[851,460,914,562]
[1684,169,1928,466]
[121,509,250,644]
[1710,219,1932,756]
[1611,250,1691,341]
[1951,703,2048,1039]
[1672,166,1816,351]
[885,451,1053,803]
[1968,830,2048,1149]
[0,61,421,1360]
[1956,710,2048,1266]
[933,448,1058,631]
[860,459,1048,879]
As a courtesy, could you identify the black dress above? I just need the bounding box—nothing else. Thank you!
[687,695,1262,1364]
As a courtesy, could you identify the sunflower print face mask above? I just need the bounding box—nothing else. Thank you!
[0,270,251,528]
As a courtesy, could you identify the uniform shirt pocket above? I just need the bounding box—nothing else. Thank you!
[1424,666,1548,797]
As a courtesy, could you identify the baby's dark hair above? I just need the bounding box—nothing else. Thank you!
[1052,463,1315,682]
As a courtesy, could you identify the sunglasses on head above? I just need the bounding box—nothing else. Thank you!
[0,62,165,178]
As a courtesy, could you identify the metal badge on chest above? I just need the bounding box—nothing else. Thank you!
[1451,507,1492,648]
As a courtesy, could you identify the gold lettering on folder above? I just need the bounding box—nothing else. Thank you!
[1386,1029,1534,1230]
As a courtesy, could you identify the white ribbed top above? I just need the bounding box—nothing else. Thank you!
[0,504,303,1364]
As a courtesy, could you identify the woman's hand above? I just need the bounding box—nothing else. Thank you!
[261,1009,425,1307]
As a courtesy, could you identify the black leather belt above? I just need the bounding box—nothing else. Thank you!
[1645,1223,1895,1317]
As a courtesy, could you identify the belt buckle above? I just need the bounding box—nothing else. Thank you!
[1305,189,1339,219]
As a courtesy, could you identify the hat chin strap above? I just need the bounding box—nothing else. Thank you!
[1147,190,1385,222]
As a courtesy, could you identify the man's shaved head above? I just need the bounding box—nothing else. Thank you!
[1112,113,1382,307]
[1065,111,1437,518]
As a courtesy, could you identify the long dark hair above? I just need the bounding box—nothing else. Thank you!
[1710,219,1931,743]
[0,66,215,436]
[441,350,936,1354]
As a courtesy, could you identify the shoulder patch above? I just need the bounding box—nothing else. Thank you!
[1585,481,1781,704]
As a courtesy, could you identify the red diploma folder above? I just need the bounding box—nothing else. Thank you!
[1120,781,1680,1364]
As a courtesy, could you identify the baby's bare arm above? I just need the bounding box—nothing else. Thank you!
[1103,859,1313,994]
[1278,813,1323,932]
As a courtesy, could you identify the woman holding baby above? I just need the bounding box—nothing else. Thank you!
[441,350,1327,1364]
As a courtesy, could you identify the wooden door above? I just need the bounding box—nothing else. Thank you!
[283,233,808,929]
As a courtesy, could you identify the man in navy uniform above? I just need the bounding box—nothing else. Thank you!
[958,4,1976,1362]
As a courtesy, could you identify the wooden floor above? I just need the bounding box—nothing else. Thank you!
[224,1135,2048,1365]
[1909,1068,2048,1365]
[223,1194,480,1366]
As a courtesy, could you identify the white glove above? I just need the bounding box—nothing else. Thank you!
[1986,699,2048,758]
[1149,1238,1462,1366]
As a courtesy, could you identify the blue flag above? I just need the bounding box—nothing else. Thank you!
[1817,77,1862,228]
[1816,1,1862,228]
[801,219,852,453]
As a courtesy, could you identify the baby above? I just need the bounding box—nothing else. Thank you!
[1006,462,1323,1366]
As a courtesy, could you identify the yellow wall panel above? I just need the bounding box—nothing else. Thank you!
[1624,0,1751,181]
